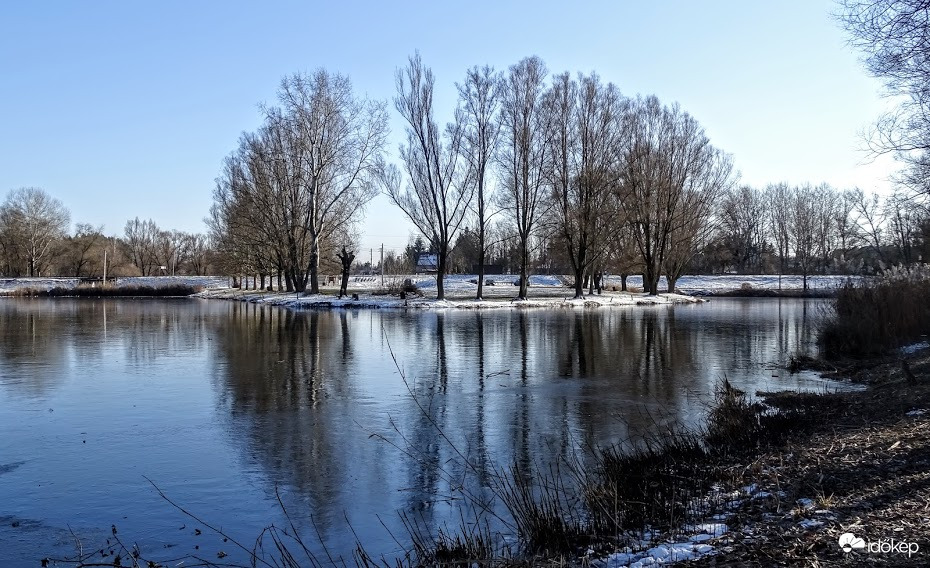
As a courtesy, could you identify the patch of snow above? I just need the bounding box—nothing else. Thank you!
[907,409,927,417]
[194,288,705,311]
[900,341,930,355]
[798,519,824,530]
[691,523,729,536]
[797,498,816,510]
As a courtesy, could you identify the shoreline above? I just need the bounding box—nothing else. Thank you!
[683,353,930,567]
[193,287,708,310]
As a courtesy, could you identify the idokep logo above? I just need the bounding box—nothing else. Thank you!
[838,532,919,557]
[838,533,865,552]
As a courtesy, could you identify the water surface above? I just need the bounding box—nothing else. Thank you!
[0,298,841,565]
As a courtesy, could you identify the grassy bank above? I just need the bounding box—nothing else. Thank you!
[4,283,201,297]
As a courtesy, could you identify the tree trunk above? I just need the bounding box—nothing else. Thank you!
[277,271,283,291]
[340,271,351,297]
[436,247,447,300]
[645,266,660,295]
[308,244,320,294]
[518,241,529,300]
[573,266,584,299]
[337,247,355,298]
[284,271,294,292]
[476,237,485,300]
[621,274,628,291]
[667,275,677,293]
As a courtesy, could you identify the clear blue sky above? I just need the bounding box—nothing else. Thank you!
[0,0,895,255]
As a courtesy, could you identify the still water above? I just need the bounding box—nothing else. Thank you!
[0,298,842,565]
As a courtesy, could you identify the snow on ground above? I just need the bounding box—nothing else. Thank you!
[195,288,705,310]
[347,273,856,295]
[1,273,856,296]
[899,341,930,355]
[593,482,840,567]
[0,275,230,293]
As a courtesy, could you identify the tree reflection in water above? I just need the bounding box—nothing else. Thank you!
[0,298,834,562]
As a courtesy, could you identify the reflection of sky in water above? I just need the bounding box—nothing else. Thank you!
[0,298,848,564]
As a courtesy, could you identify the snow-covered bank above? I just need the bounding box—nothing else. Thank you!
[0,273,855,297]
[0,275,230,293]
[195,288,706,310]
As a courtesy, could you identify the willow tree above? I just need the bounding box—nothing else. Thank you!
[383,54,471,300]
[544,72,623,298]
[0,188,70,277]
[616,96,733,295]
[212,69,387,293]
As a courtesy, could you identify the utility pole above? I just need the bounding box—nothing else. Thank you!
[103,248,107,285]
[370,248,373,275]
[380,244,384,286]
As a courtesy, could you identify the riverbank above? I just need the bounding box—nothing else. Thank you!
[588,351,930,567]
[194,287,707,309]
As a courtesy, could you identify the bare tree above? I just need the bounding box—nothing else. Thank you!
[852,187,888,266]
[834,189,861,265]
[383,53,472,300]
[544,72,623,298]
[1,188,71,276]
[840,2,930,164]
[60,223,105,277]
[719,185,768,273]
[186,233,212,276]
[766,182,793,277]
[123,217,160,276]
[791,184,819,290]
[212,69,387,293]
[0,202,26,275]
[886,189,919,262]
[499,56,550,299]
[616,96,733,295]
[274,70,388,293]
[457,65,502,299]
[663,154,732,293]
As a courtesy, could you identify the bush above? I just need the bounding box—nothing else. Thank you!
[819,265,930,357]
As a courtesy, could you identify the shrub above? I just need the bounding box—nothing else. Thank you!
[819,265,930,357]
[5,284,201,297]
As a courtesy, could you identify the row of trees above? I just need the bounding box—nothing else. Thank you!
[0,187,213,278]
[708,184,928,285]
[383,54,735,298]
[210,54,930,298]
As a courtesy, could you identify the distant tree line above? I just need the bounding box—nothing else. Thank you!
[0,187,214,278]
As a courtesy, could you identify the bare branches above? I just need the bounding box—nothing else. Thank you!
[0,187,70,277]
[212,69,387,292]
[498,56,549,299]
[385,54,472,300]
[839,1,930,197]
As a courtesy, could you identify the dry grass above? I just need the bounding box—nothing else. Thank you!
[6,284,201,297]
[820,266,930,357]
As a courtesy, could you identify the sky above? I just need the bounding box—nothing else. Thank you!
[0,0,898,256]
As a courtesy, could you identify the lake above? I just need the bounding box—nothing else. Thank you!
[0,298,845,565]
